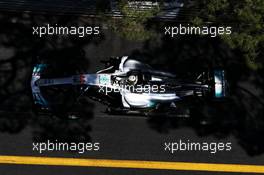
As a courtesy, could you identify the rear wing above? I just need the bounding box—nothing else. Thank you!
[213,70,227,98]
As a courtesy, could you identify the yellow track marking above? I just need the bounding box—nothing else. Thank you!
[0,155,263,173]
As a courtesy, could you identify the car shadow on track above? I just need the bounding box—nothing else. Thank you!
[131,35,264,156]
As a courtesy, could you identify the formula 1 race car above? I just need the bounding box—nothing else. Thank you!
[31,56,227,118]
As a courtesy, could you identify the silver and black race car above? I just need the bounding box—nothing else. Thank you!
[31,56,227,118]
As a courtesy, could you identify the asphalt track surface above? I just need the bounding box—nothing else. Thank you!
[0,103,264,175]
[0,0,97,15]
[0,0,183,20]
[0,8,264,175]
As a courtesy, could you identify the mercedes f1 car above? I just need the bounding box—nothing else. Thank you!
[31,56,227,118]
